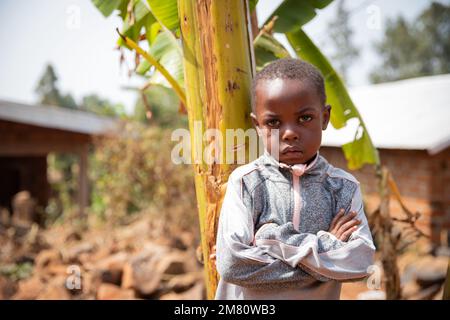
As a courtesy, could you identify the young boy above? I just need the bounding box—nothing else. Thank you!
[214,58,376,300]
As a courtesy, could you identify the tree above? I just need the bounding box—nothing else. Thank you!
[92,0,379,299]
[35,64,78,109]
[82,94,126,117]
[370,2,450,83]
[133,85,187,128]
[326,0,359,83]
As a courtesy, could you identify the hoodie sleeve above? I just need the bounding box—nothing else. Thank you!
[254,185,376,282]
[215,174,328,289]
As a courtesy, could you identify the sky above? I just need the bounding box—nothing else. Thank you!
[0,0,448,113]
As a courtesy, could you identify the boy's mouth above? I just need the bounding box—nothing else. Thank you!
[281,146,302,154]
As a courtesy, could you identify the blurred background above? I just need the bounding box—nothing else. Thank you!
[0,0,449,300]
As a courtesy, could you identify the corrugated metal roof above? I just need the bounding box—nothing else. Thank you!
[0,99,118,135]
[322,74,450,154]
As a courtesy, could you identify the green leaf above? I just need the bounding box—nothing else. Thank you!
[117,1,156,47]
[286,28,379,169]
[263,0,333,33]
[342,130,377,170]
[249,0,259,12]
[91,0,124,17]
[146,0,179,31]
[136,30,184,88]
[254,32,291,71]
[306,0,334,9]
[118,30,186,105]
[145,19,162,46]
[117,0,130,19]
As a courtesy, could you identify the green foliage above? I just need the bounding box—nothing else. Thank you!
[370,2,450,83]
[0,262,34,281]
[249,0,259,12]
[91,122,197,231]
[146,0,179,31]
[254,32,291,71]
[133,85,187,128]
[136,29,184,88]
[46,153,79,224]
[35,64,78,109]
[82,94,127,117]
[262,0,333,33]
[91,0,124,17]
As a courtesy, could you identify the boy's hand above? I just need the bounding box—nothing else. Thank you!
[328,209,361,242]
[209,245,217,268]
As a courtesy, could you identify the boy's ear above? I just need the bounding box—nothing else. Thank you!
[250,112,261,136]
[250,112,259,127]
[322,104,331,130]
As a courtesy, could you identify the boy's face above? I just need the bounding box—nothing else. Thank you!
[252,78,331,165]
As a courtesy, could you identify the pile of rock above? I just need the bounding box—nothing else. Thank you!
[0,217,205,300]
[401,254,448,300]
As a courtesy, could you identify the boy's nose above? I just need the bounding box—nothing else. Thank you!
[281,127,299,141]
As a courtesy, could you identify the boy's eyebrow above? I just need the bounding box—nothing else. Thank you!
[295,106,318,114]
[261,111,279,117]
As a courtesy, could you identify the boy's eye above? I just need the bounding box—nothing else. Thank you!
[299,115,313,123]
[265,119,280,127]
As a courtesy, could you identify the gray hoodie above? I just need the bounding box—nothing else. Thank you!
[215,151,376,300]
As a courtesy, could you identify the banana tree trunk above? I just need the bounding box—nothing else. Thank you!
[178,0,254,299]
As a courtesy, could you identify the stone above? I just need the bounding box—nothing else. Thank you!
[157,252,186,275]
[409,283,442,300]
[402,280,421,299]
[91,252,128,286]
[35,249,62,271]
[12,276,44,300]
[121,246,169,296]
[403,255,448,288]
[164,272,202,293]
[416,270,446,288]
[37,276,71,300]
[0,207,10,226]
[121,257,161,296]
[61,242,95,263]
[159,282,205,300]
[97,283,135,300]
[11,191,36,225]
[169,231,195,251]
[0,276,17,299]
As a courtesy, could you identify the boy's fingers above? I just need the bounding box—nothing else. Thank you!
[338,219,361,234]
[339,225,358,242]
[329,209,345,231]
[334,211,357,232]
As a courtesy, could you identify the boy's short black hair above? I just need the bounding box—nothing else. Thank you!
[251,58,326,110]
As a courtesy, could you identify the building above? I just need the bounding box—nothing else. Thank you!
[0,99,117,223]
[321,74,450,246]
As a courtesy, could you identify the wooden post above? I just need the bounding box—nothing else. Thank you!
[78,144,89,219]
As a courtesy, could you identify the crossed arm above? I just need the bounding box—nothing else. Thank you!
[213,177,376,289]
